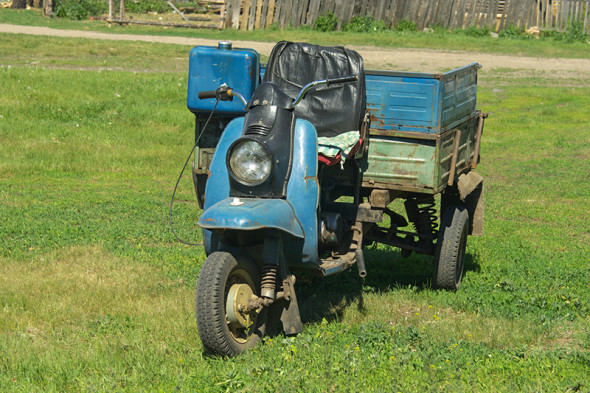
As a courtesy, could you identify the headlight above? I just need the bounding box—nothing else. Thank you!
[229,140,272,184]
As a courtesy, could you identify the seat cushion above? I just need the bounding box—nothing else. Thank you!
[263,41,366,138]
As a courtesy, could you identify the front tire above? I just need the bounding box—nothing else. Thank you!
[433,205,469,290]
[195,251,264,356]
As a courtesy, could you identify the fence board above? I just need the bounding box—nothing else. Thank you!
[226,0,590,34]
[501,0,511,27]
[484,0,495,28]
[307,0,320,23]
[254,0,263,28]
[248,0,257,29]
[416,0,429,29]
[230,0,241,28]
[584,3,590,34]
[337,0,352,24]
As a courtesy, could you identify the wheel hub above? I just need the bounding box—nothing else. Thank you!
[226,283,255,328]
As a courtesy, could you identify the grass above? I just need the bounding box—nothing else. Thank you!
[1,34,589,391]
[1,8,590,59]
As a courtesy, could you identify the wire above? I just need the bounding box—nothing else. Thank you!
[169,99,219,246]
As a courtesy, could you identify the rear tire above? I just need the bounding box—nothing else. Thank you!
[433,205,469,290]
[195,251,264,356]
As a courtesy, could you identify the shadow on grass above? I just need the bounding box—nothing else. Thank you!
[296,248,481,325]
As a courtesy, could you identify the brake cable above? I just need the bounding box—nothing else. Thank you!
[168,99,219,246]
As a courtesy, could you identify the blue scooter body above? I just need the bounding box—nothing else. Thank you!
[198,117,320,269]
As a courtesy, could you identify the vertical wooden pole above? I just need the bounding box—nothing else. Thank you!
[119,0,125,21]
[266,0,275,28]
[108,0,113,22]
[219,0,226,29]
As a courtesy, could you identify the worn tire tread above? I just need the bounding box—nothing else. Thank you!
[195,251,261,356]
[433,205,469,290]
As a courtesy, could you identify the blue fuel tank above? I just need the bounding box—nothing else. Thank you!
[187,41,260,116]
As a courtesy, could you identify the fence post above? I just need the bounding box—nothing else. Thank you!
[119,0,125,21]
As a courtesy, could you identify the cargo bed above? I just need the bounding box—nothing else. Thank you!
[361,63,485,194]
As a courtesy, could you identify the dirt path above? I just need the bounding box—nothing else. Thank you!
[3,23,590,82]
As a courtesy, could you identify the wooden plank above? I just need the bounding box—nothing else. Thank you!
[539,0,551,27]
[464,0,475,28]
[499,0,509,29]
[307,0,321,24]
[429,0,443,27]
[442,0,458,28]
[473,0,483,27]
[454,0,468,28]
[341,0,356,24]
[514,0,526,27]
[585,1,589,33]
[283,0,293,27]
[239,0,250,29]
[370,0,379,18]
[359,0,369,16]
[446,0,458,28]
[259,0,268,27]
[407,0,421,22]
[394,0,409,26]
[230,0,241,28]
[383,0,395,28]
[374,0,387,20]
[292,0,302,26]
[265,0,275,27]
[417,0,430,29]
[272,0,281,25]
[254,0,263,28]
[484,0,495,28]
[218,0,226,28]
[247,0,257,29]
[300,0,311,26]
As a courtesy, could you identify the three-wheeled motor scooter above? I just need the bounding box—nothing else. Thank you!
[184,41,486,356]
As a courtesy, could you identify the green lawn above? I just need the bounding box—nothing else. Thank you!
[0,32,589,392]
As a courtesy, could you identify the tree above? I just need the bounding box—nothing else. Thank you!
[11,0,27,9]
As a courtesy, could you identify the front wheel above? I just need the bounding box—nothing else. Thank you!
[433,205,469,290]
[195,251,264,356]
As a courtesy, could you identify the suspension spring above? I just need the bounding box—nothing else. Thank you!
[405,195,438,239]
[260,263,278,300]
[415,196,438,238]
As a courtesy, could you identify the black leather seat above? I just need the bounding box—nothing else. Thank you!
[263,41,366,138]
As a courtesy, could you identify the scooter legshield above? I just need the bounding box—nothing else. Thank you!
[198,118,319,265]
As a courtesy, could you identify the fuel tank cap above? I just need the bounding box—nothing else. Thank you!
[218,41,232,50]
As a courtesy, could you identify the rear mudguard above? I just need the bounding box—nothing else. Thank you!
[199,117,319,267]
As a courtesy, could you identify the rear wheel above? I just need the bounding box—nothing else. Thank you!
[195,251,264,356]
[433,205,469,290]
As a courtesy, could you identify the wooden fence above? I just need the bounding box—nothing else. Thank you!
[222,0,590,34]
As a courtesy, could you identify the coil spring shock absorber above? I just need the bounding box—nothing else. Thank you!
[260,263,278,300]
[405,195,438,242]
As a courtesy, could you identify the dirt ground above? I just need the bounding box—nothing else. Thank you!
[2,23,590,85]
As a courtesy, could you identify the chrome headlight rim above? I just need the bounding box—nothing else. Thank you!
[228,138,272,186]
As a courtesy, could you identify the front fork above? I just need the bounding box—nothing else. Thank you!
[245,237,303,336]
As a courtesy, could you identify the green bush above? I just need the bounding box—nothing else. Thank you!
[55,0,107,20]
[394,18,417,32]
[342,15,386,33]
[499,25,532,39]
[461,25,490,37]
[314,11,338,32]
[566,19,588,43]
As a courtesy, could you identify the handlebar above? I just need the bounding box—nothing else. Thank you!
[198,75,359,110]
[291,74,359,108]
[197,90,217,99]
[326,75,359,86]
[197,84,248,107]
